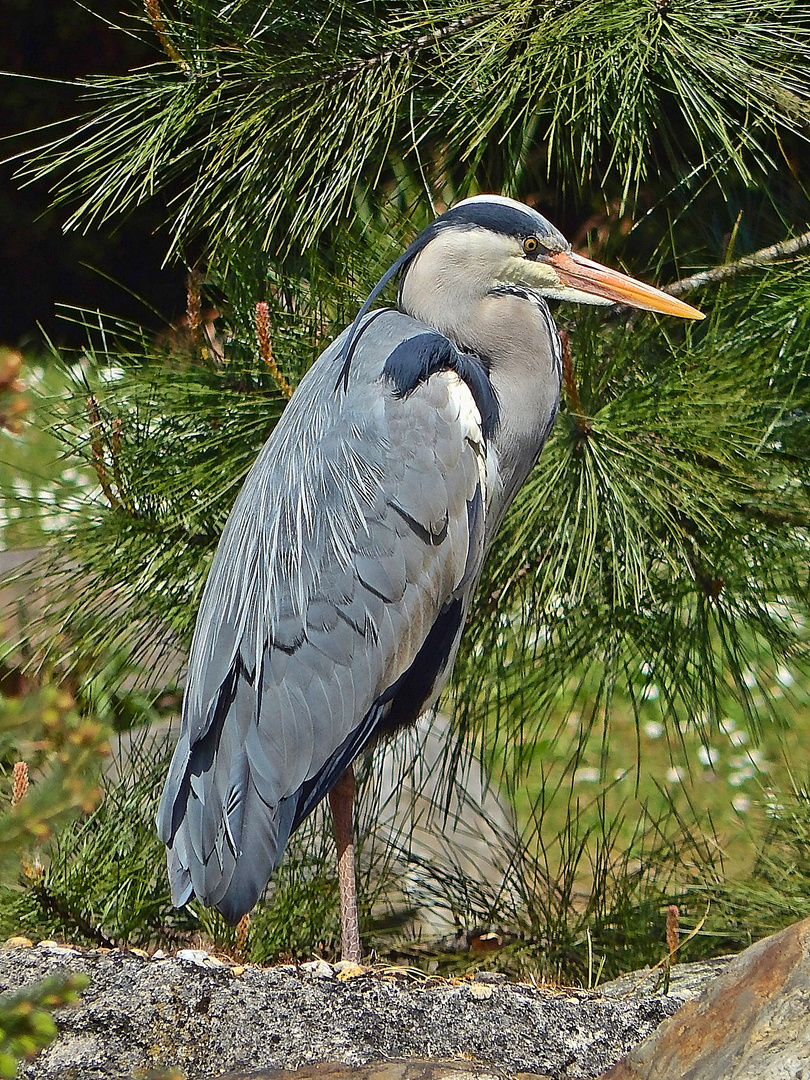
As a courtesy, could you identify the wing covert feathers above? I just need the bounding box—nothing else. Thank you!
[157,311,490,921]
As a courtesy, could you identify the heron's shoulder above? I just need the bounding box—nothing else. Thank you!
[327,308,441,382]
[324,308,500,440]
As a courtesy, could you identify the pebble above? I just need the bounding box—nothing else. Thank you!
[334,961,366,980]
[176,949,227,969]
[37,941,76,955]
[301,959,335,979]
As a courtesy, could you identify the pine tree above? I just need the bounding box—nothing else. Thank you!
[9,0,810,968]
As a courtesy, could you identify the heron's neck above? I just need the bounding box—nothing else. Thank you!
[399,269,562,527]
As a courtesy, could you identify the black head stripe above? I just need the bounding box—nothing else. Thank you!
[436,200,565,246]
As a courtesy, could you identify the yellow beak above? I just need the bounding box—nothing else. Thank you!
[547,251,705,320]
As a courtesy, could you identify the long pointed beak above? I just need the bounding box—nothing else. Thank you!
[547,251,705,320]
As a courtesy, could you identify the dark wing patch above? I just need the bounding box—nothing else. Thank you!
[383,331,499,440]
[382,333,458,397]
[454,352,500,440]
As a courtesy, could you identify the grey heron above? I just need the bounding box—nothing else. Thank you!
[157,195,703,962]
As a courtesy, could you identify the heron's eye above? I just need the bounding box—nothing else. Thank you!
[522,236,540,256]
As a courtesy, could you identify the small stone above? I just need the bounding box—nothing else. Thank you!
[38,940,75,954]
[4,936,33,948]
[301,959,334,979]
[334,961,366,980]
[176,948,226,969]
[152,949,167,960]
[468,982,493,1000]
[231,965,246,977]
[128,947,149,959]
[475,972,507,984]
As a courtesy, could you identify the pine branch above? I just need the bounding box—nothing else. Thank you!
[143,0,189,71]
[667,230,810,297]
[324,8,499,85]
[21,1,810,256]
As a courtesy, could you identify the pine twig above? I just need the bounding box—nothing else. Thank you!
[187,270,202,350]
[86,396,120,511]
[322,0,574,86]
[324,9,497,84]
[144,0,190,71]
[559,329,591,435]
[666,229,810,297]
[255,303,293,398]
[32,883,117,950]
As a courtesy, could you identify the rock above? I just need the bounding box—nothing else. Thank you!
[37,941,75,955]
[0,946,690,1079]
[600,916,810,1079]
[177,948,228,969]
[300,959,335,979]
[212,1061,517,1080]
[597,956,733,1000]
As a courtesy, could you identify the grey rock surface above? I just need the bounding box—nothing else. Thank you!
[0,944,698,1080]
[215,1061,520,1080]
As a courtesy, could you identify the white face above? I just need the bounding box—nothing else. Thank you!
[450,223,615,307]
[424,197,612,306]
[403,196,705,321]
[406,223,615,309]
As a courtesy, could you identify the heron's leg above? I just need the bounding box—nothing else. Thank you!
[328,764,362,963]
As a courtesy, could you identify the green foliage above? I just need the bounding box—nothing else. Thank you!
[0,686,109,878]
[0,726,185,947]
[699,778,810,939]
[0,973,88,1079]
[19,1,810,255]
[0,687,107,1077]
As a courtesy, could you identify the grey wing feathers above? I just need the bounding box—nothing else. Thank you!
[157,310,490,922]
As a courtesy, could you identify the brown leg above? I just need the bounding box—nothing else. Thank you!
[328,764,362,963]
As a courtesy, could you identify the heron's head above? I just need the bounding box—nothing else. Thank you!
[398,194,705,320]
[338,195,702,385]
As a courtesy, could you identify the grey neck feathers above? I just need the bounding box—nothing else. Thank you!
[399,248,563,523]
